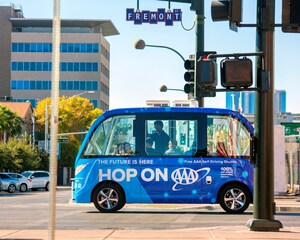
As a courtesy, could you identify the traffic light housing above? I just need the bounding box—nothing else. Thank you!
[197,58,218,88]
[220,57,253,89]
[184,58,195,95]
[184,53,217,98]
[282,0,300,33]
[211,0,243,32]
[180,133,186,145]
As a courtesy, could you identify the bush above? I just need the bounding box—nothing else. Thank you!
[0,138,49,172]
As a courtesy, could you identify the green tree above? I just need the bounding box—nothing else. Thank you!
[34,96,102,167]
[0,105,22,142]
[0,138,48,172]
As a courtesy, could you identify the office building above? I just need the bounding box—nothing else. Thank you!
[0,4,119,109]
[225,90,286,116]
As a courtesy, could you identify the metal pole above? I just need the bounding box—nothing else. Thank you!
[194,0,204,107]
[32,112,35,148]
[45,103,49,154]
[289,136,294,193]
[48,0,60,239]
[145,44,185,62]
[247,0,282,231]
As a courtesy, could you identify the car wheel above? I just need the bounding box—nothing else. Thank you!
[45,182,49,191]
[219,184,251,214]
[20,183,28,192]
[8,184,16,193]
[92,182,125,213]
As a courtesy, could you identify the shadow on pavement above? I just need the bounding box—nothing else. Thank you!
[86,210,253,215]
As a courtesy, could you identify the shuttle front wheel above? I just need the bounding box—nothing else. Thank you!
[92,182,125,213]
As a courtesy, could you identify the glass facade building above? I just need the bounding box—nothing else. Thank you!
[226,90,287,115]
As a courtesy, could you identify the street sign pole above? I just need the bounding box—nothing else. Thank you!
[247,0,282,231]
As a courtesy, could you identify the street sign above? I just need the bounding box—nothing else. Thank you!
[281,122,300,136]
[38,140,61,159]
[58,138,69,143]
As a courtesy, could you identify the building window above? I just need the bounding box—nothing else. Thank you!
[17,62,24,71]
[80,81,85,90]
[11,80,17,90]
[101,45,110,61]
[11,61,98,72]
[11,62,52,71]
[12,42,99,53]
[74,81,80,90]
[24,43,30,52]
[61,43,67,52]
[11,80,99,91]
[61,81,67,90]
[12,43,18,52]
[30,81,36,90]
[91,100,98,108]
[24,80,30,90]
[67,81,73,90]
[17,80,23,89]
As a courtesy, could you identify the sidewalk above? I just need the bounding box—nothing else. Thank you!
[1,227,300,240]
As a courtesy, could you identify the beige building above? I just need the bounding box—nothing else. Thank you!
[0,102,34,141]
[0,4,119,110]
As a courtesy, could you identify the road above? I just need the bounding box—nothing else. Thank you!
[0,189,299,230]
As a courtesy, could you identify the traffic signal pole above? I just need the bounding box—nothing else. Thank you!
[158,0,205,106]
[191,0,205,107]
[247,0,282,231]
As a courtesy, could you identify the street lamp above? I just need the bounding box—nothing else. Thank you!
[44,90,95,153]
[134,39,185,62]
[160,85,198,107]
[160,85,184,92]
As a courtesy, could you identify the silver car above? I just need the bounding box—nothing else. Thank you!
[7,173,32,192]
[0,173,20,193]
[21,171,50,191]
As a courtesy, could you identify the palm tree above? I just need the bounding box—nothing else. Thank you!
[0,105,22,143]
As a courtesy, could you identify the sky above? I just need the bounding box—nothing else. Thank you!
[12,0,300,113]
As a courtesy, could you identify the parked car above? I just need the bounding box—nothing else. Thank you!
[0,177,2,191]
[21,171,50,191]
[0,173,20,193]
[7,173,32,192]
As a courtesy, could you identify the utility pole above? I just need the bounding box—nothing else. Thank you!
[247,0,282,231]
[191,0,204,107]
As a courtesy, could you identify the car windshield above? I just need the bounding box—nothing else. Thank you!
[21,171,32,177]
[8,173,21,178]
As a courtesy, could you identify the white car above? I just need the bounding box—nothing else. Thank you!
[7,173,32,192]
[21,171,50,191]
[0,173,20,193]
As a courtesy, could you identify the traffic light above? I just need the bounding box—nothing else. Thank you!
[197,52,218,97]
[197,57,218,88]
[211,0,243,32]
[282,0,300,33]
[184,58,195,95]
[180,133,186,145]
[220,57,253,89]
